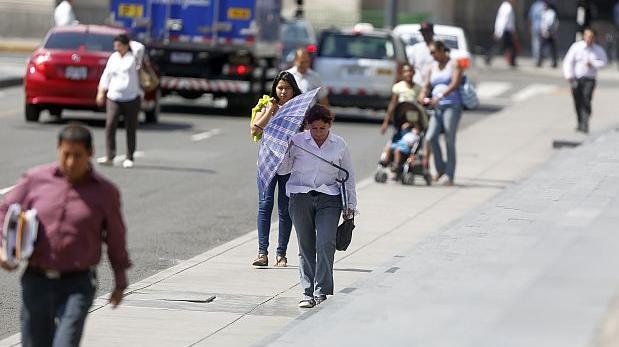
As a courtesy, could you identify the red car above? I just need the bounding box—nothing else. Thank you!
[24,25,160,123]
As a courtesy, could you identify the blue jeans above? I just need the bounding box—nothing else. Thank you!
[426,104,462,181]
[257,174,292,256]
[21,269,96,347]
[289,192,342,299]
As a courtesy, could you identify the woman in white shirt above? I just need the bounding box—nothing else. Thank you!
[96,34,143,168]
[280,105,357,308]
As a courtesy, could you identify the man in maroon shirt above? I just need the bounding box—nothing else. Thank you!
[0,125,131,347]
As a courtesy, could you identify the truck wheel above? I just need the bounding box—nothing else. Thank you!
[25,104,40,122]
[145,91,160,124]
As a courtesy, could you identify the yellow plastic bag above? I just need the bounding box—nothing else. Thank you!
[250,95,271,142]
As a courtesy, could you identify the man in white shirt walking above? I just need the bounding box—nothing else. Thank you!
[54,0,78,27]
[563,28,608,133]
[287,48,329,107]
[407,22,434,86]
[487,0,518,67]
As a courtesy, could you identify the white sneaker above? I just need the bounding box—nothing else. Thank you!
[122,159,134,168]
[96,156,113,166]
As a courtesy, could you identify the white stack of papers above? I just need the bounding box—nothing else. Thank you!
[1,204,38,267]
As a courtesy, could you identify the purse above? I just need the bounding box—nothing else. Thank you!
[139,62,159,93]
[336,218,355,251]
[459,75,479,110]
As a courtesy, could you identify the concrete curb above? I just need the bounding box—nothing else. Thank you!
[0,42,39,54]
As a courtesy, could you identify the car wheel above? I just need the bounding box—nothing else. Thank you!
[144,91,160,124]
[25,104,40,122]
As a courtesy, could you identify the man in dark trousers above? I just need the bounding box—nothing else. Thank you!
[563,28,608,133]
[0,125,131,347]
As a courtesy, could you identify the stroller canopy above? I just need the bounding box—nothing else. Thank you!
[392,101,428,131]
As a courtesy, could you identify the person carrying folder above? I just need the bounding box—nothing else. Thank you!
[0,125,131,347]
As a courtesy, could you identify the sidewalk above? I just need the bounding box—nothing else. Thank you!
[0,38,38,88]
[266,124,619,347]
[1,85,618,346]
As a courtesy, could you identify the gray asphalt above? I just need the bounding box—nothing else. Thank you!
[0,66,573,339]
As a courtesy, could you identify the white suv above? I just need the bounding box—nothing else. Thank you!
[313,26,408,110]
[393,24,472,70]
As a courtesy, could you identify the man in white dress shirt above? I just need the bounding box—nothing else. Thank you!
[407,22,434,86]
[563,28,608,133]
[537,1,559,68]
[487,0,517,67]
[54,0,78,27]
[287,48,329,107]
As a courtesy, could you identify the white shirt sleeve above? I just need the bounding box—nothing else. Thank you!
[591,46,608,69]
[129,41,145,68]
[98,56,113,90]
[562,44,576,80]
[54,1,77,27]
[339,141,357,210]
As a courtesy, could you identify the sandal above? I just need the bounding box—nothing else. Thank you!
[298,299,316,308]
[274,255,287,267]
[252,254,268,267]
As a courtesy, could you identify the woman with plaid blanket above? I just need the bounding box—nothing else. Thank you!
[250,71,302,267]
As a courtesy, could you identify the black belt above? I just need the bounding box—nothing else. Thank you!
[308,190,320,196]
[26,266,93,280]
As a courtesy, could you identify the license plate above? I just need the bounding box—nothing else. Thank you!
[65,66,87,80]
[118,4,144,18]
[228,7,251,20]
[170,52,193,64]
[347,66,366,75]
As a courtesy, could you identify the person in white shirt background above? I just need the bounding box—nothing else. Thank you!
[487,0,518,67]
[287,48,329,107]
[280,104,356,309]
[96,34,145,168]
[537,1,559,68]
[54,0,78,27]
[407,22,435,86]
[563,28,608,134]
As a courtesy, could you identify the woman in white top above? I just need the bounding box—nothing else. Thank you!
[419,41,463,186]
[280,105,357,308]
[96,34,143,169]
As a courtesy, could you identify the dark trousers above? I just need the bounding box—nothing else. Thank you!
[570,77,596,133]
[21,269,96,347]
[105,97,140,160]
[537,36,558,67]
[289,192,342,299]
[485,31,517,67]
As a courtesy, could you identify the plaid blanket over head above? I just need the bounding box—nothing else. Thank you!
[257,88,320,191]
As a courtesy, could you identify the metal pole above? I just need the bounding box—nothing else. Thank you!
[384,0,397,30]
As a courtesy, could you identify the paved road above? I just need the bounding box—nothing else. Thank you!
[0,64,606,339]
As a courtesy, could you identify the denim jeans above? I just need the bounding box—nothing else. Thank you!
[426,104,462,181]
[289,192,342,299]
[257,174,292,256]
[21,269,96,347]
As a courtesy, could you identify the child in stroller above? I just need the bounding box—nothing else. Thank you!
[375,101,432,185]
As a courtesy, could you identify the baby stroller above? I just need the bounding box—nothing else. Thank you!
[374,101,432,186]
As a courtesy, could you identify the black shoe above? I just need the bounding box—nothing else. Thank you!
[314,295,327,305]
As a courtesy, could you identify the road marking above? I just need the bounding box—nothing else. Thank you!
[0,185,15,195]
[511,84,558,102]
[191,129,222,142]
[476,81,511,99]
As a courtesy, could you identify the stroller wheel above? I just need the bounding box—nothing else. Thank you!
[424,174,432,186]
[375,170,388,183]
[402,172,415,185]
